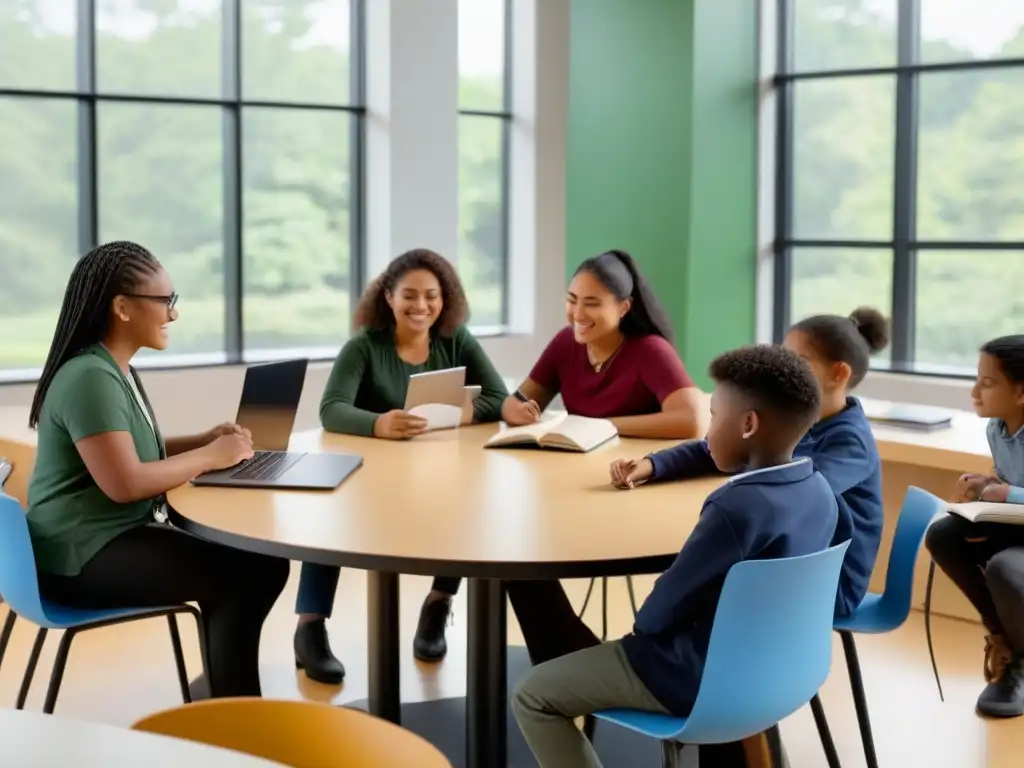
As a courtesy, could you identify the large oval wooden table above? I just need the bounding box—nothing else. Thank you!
[168,424,725,768]
[0,709,281,766]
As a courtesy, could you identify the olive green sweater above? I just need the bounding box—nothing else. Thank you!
[320,326,508,436]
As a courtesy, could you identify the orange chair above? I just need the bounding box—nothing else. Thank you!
[131,698,452,768]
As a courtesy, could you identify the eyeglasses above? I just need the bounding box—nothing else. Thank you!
[124,292,178,310]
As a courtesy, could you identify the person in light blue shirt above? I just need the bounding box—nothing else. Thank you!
[927,335,1024,718]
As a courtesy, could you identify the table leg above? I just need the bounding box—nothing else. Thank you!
[466,577,507,768]
[367,570,401,724]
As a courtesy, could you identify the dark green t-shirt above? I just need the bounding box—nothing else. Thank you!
[27,345,164,577]
[320,325,508,436]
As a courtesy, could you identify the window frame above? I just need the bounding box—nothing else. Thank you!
[0,0,366,377]
[457,0,513,330]
[772,0,1024,376]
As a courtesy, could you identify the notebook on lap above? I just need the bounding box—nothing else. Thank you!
[191,358,362,490]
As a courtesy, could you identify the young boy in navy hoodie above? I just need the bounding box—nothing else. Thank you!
[512,344,840,768]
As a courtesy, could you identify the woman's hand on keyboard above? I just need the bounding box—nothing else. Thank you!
[202,432,255,470]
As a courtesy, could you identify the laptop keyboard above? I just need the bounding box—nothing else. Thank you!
[229,451,304,481]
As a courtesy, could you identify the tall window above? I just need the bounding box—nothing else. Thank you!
[0,0,363,375]
[773,0,1024,374]
[458,0,511,329]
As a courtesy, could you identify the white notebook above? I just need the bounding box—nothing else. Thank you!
[485,413,617,453]
[947,501,1024,525]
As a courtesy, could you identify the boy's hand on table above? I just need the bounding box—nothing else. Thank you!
[610,457,653,489]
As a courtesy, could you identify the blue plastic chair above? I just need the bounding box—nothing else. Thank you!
[811,486,945,768]
[0,491,207,713]
[593,541,850,768]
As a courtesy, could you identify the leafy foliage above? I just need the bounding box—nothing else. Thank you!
[788,0,1024,371]
[0,0,505,368]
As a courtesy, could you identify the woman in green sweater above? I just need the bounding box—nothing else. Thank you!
[294,248,508,683]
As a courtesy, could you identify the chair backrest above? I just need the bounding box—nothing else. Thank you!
[683,541,849,742]
[0,437,36,511]
[879,485,945,620]
[132,698,452,768]
[0,492,49,624]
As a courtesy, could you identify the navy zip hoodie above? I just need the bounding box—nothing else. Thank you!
[646,396,883,617]
[621,459,838,716]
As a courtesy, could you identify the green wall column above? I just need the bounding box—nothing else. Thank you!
[566,0,759,388]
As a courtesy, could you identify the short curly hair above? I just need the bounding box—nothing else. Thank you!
[353,248,469,336]
[709,344,821,423]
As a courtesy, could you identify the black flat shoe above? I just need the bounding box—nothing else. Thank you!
[413,597,452,662]
[977,654,1024,718]
[294,619,346,685]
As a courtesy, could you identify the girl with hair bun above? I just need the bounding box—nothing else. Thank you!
[612,305,890,620]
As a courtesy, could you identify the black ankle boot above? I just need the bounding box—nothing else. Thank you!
[413,597,452,662]
[977,654,1024,718]
[294,619,345,684]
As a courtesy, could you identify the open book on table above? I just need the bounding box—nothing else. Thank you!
[947,501,1024,525]
[485,413,618,453]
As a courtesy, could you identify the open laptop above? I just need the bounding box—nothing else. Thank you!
[191,358,362,490]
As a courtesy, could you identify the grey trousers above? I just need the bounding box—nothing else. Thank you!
[926,514,1024,651]
[511,640,670,768]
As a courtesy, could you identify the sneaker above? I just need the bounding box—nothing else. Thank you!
[413,596,452,662]
[977,639,1024,718]
[294,619,346,685]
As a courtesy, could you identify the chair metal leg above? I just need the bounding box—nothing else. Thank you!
[660,740,684,768]
[167,615,191,703]
[810,694,843,768]
[841,631,878,768]
[600,577,609,641]
[16,627,47,709]
[625,576,638,618]
[42,629,76,714]
[0,610,17,670]
[579,578,596,619]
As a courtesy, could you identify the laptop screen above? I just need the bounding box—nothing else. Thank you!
[235,359,308,452]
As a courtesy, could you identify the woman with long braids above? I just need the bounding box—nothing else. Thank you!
[25,241,289,698]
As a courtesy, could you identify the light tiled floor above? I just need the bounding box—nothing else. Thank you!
[0,568,1018,767]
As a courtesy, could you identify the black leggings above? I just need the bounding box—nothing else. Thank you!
[506,579,600,664]
[39,523,289,698]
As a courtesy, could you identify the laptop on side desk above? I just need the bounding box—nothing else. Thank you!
[191,358,362,490]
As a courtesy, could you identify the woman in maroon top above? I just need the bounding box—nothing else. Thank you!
[502,249,702,437]
[413,249,705,662]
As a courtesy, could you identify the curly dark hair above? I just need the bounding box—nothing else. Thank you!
[353,248,469,336]
[709,344,821,424]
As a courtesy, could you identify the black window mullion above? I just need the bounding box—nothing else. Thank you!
[76,0,97,255]
[772,0,794,342]
[348,0,366,301]
[222,0,243,362]
[890,0,921,369]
